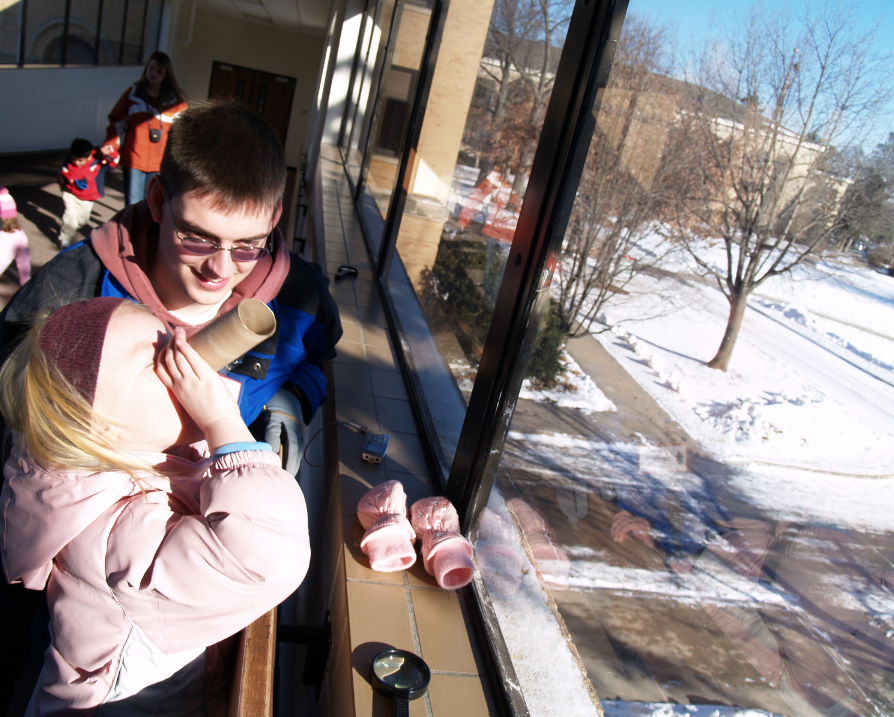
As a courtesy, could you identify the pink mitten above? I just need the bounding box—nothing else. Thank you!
[410,497,474,590]
[357,481,416,572]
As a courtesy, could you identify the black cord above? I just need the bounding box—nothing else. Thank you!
[301,420,368,468]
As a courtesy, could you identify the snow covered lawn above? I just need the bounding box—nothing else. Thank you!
[595,243,894,475]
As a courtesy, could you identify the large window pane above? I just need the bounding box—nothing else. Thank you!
[21,0,101,63]
[357,0,433,253]
[140,0,162,63]
[342,0,394,189]
[379,0,572,474]
[97,0,126,64]
[471,7,894,717]
[59,0,102,63]
[119,0,145,64]
[0,0,23,64]
[22,0,66,63]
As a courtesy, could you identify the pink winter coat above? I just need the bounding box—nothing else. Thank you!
[0,442,310,716]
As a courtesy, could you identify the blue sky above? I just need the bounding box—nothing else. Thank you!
[627,0,894,149]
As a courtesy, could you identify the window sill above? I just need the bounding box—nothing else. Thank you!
[315,146,499,716]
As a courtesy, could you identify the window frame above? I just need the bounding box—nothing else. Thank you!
[4,0,162,67]
[338,0,631,712]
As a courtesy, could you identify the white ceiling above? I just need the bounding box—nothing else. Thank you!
[190,0,334,36]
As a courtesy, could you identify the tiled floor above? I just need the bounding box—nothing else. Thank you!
[317,148,497,716]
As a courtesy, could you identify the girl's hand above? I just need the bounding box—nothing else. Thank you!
[156,328,254,451]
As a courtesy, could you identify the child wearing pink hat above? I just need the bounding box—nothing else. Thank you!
[0,188,31,287]
[0,297,309,715]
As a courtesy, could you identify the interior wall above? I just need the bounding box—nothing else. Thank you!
[0,66,141,154]
[169,8,325,167]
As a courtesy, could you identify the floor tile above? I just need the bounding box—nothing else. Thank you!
[346,581,415,664]
[376,397,417,435]
[427,674,496,717]
[333,360,372,395]
[370,368,410,401]
[383,433,429,477]
[335,390,378,430]
[412,589,481,675]
[339,320,363,344]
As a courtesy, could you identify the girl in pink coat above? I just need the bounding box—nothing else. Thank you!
[0,297,310,716]
[0,187,31,286]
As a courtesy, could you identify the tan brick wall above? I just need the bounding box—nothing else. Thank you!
[396,0,496,292]
[393,6,432,71]
[407,0,495,205]
[395,214,445,291]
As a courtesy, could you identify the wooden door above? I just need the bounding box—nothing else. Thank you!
[247,71,296,147]
[208,63,255,104]
[208,62,297,146]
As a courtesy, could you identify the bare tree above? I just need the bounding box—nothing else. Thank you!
[556,15,684,337]
[466,0,574,189]
[668,1,893,370]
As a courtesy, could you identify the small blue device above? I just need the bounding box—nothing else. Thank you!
[362,432,389,463]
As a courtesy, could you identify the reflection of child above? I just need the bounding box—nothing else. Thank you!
[57,138,119,248]
[0,298,309,715]
[0,188,31,286]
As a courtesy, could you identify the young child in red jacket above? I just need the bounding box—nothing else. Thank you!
[57,138,119,248]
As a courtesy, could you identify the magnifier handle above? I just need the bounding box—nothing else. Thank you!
[393,697,410,717]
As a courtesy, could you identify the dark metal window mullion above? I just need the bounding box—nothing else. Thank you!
[18,0,27,66]
[118,0,130,64]
[445,0,630,537]
[60,0,72,65]
[138,0,151,63]
[93,0,105,64]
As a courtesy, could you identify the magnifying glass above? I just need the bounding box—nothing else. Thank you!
[370,649,431,716]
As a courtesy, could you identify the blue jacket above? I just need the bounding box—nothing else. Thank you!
[0,202,342,427]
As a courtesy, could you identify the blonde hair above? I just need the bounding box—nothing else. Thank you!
[2,216,21,233]
[0,310,157,479]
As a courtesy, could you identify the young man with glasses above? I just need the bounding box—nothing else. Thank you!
[0,100,342,476]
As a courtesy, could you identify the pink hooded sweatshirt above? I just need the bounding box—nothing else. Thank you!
[0,442,310,716]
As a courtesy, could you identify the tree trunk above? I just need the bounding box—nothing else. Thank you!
[707,291,749,371]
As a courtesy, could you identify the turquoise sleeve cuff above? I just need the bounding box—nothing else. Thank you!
[211,441,273,459]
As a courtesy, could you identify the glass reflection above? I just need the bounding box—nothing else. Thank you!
[358,0,431,252]
[377,0,574,472]
[463,4,894,714]
[343,0,395,190]
[477,442,894,716]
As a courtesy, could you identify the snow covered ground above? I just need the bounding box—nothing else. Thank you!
[492,240,894,717]
[532,239,894,531]
[597,240,894,477]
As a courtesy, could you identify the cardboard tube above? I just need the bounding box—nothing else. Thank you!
[187,299,276,371]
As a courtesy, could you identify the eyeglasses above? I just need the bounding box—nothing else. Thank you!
[165,198,272,262]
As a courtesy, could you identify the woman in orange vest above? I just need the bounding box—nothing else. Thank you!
[103,52,188,206]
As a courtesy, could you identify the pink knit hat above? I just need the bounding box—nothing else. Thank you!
[0,188,16,219]
[39,298,129,406]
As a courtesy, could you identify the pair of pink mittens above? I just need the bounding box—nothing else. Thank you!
[357,480,475,590]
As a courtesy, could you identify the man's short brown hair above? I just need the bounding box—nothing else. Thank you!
[160,100,286,216]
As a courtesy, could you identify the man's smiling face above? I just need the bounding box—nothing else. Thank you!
[146,177,281,315]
